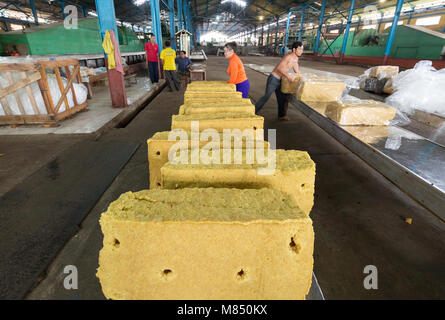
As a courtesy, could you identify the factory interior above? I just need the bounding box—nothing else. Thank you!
[0,0,444,302]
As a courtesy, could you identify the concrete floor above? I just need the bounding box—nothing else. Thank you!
[1,56,444,300]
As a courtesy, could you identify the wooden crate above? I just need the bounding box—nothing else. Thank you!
[0,59,88,126]
[190,69,207,81]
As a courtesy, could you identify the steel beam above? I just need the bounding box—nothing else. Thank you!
[151,0,163,52]
[59,0,66,20]
[339,0,355,64]
[314,0,326,55]
[168,0,176,49]
[383,0,404,64]
[299,4,307,41]
[284,11,291,55]
[177,0,183,30]
[30,0,39,25]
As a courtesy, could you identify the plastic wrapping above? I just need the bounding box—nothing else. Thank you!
[325,99,397,126]
[385,60,445,117]
[368,65,399,79]
[297,74,346,102]
[0,71,88,116]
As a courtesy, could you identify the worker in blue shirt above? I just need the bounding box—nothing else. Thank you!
[175,51,192,76]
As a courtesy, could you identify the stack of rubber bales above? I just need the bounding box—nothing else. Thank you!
[281,73,397,126]
[96,81,317,300]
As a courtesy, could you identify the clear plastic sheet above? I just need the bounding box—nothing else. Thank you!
[385,60,445,117]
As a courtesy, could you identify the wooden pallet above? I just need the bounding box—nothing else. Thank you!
[0,59,88,126]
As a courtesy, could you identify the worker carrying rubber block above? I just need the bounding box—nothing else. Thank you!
[160,149,316,216]
[97,188,314,300]
[147,131,269,189]
[255,41,304,121]
[171,113,264,132]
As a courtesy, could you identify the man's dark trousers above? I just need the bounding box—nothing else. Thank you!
[255,74,289,117]
[164,70,180,91]
[148,61,159,84]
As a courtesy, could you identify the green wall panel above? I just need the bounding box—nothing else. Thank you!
[0,18,144,56]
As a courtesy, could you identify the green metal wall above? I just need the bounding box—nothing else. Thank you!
[312,25,445,59]
[0,18,144,56]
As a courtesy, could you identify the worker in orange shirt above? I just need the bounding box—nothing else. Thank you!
[224,42,250,98]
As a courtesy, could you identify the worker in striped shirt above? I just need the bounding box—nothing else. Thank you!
[224,42,250,98]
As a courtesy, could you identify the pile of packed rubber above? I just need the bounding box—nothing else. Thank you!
[96,81,317,300]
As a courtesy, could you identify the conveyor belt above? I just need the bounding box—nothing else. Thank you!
[291,97,445,221]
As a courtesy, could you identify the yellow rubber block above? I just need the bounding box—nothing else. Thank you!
[184,91,243,99]
[185,85,236,92]
[369,65,399,78]
[171,113,264,132]
[281,74,302,94]
[179,103,255,115]
[325,100,396,126]
[147,131,270,189]
[161,149,316,216]
[297,76,346,102]
[97,188,314,300]
[188,81,230,86]
[184,97,249,104]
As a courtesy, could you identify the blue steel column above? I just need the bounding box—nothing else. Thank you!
[81,6,87,18]
[314,0,326,55]
[339,0,356,64]
[177,0,183,30]
[284,11,291,55]
[59,0,66,20]
[261,24,264,46]
[299,5,307,41]
[95,0,127,107]
[383,0,404,64]
[30,0,39,25]
[95,0,119,43]
[274,17,279,53]
[186,2,193,48]
[266,22,270,50]
[183,0,188,31]
[377,12,384,33]
[168,0,176,49]
[151,0,163,52]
